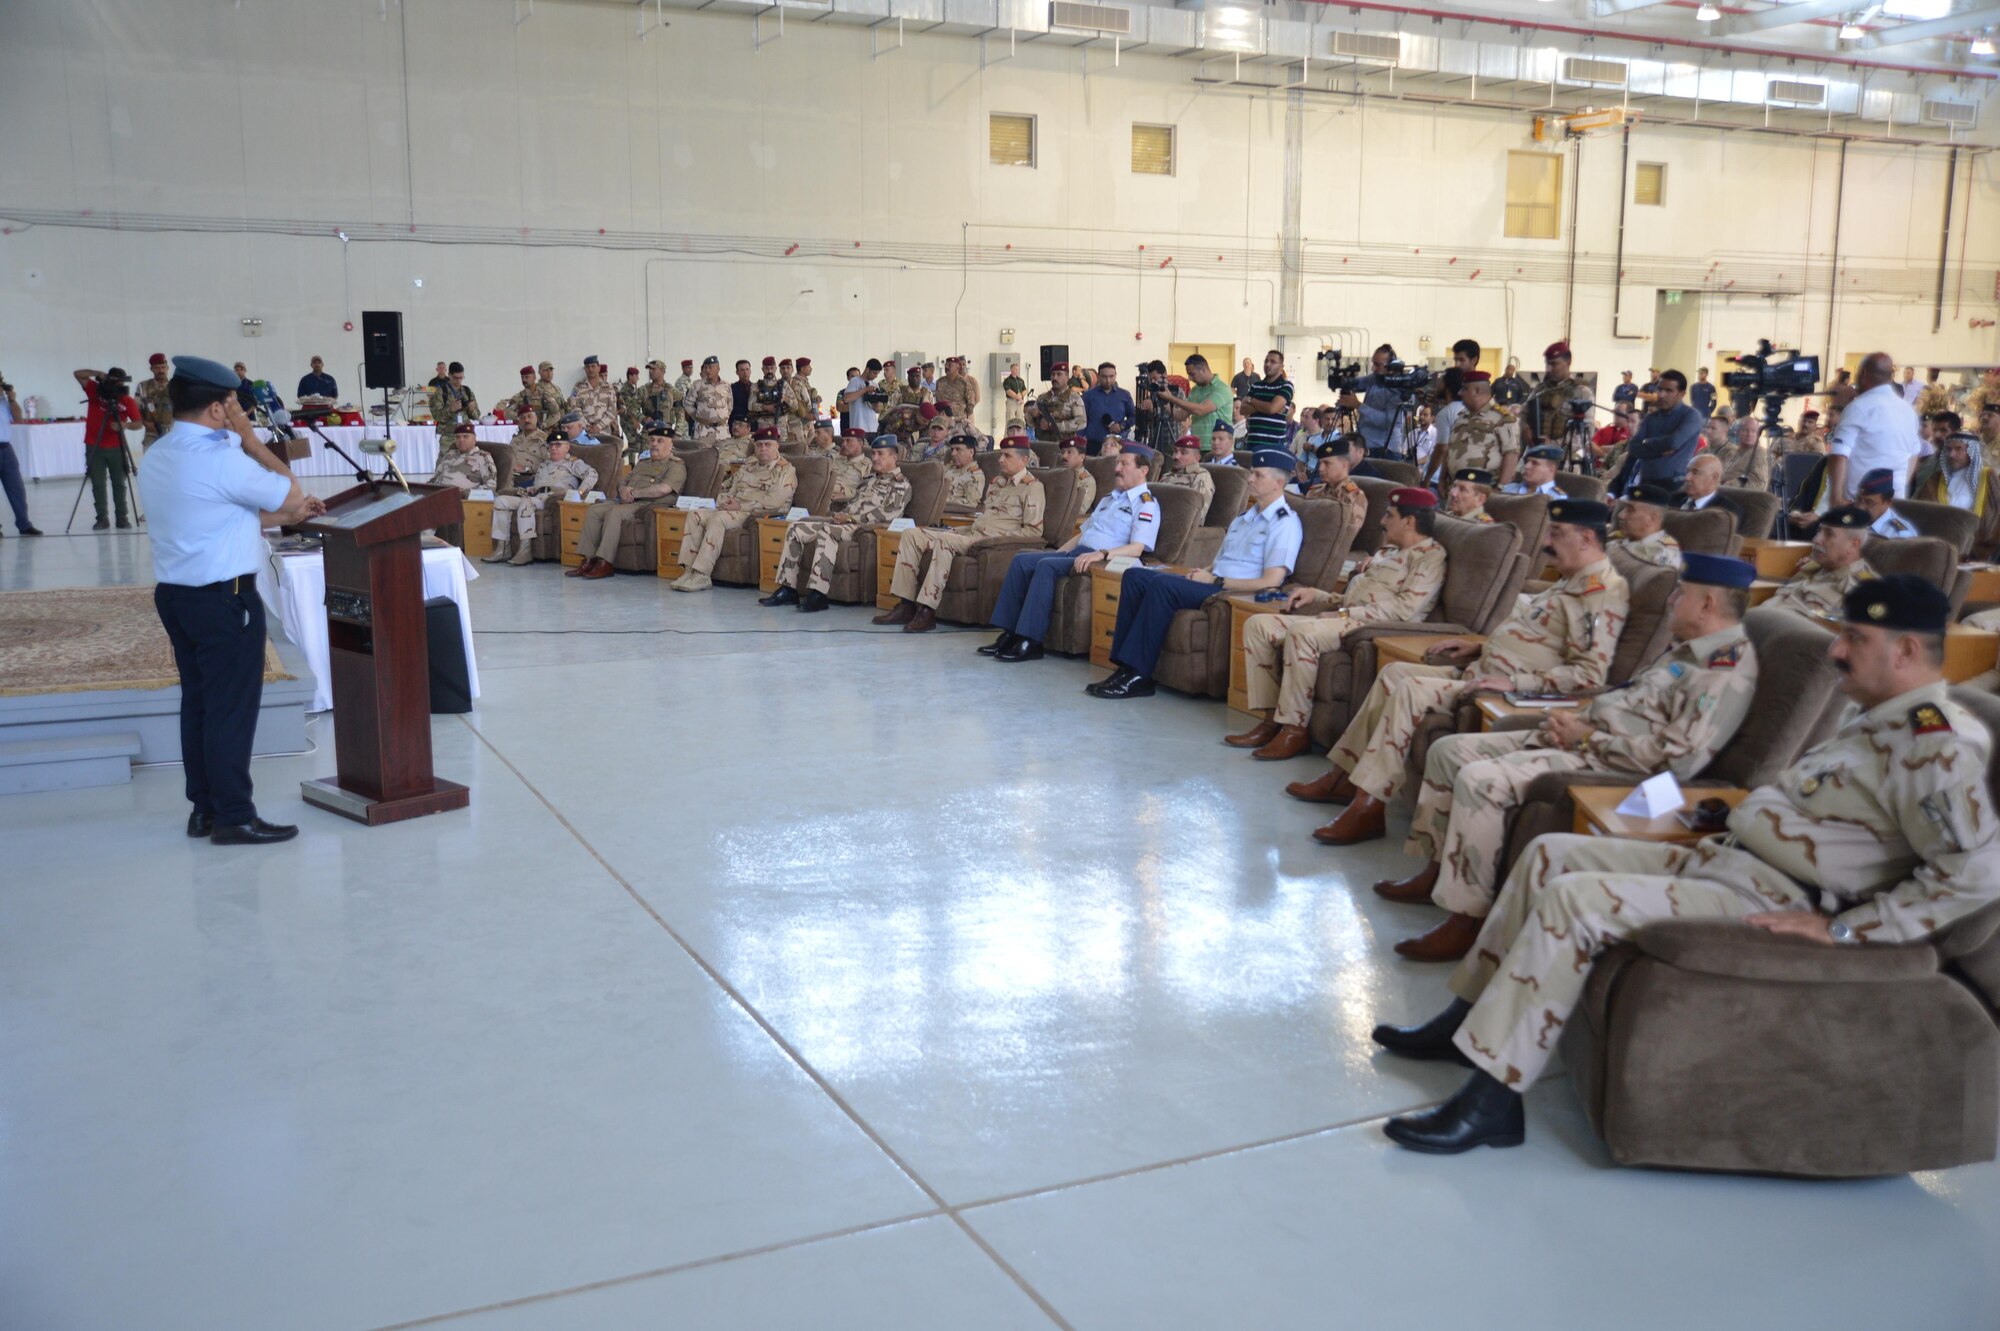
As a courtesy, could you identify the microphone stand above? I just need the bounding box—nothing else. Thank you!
[303,418,379,495]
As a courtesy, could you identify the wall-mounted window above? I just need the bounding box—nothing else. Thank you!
[1131,124,1175,176]
[1505,150,1563,239]
[990,114,1036,168]
[1635,161,1667,206]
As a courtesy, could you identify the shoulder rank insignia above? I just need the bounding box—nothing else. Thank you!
[1580,577,1606,595]
[1707,644,1743,669]
[1911,703,1953,736]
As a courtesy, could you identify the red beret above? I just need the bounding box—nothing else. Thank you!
[753,426,779,440]
[1388,486,1438,509]
[680,358,694,368]
[519,365,534,376]
[1544,341,1571,359]
[1063,435,1089,449]
[626,366,639,376]
[1175,434,1201,449]
[1801,410,1821,421]
[1461,370,1491,385]
[148,353,168,366]
[796,357,812,368]
[762,356,776,368]
[1051,362,1069,373]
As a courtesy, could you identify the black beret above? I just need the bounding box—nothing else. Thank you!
[1624,484,1671,506]
[1453,468,1496,487]
[1314,440,1346,460]
[1680,551,1754,589]
[1548,499,1612,529]
[1844,574,1949,634]
[1819,505,1872,530]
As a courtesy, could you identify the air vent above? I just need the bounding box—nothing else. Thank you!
[1924,98,1978,127]
[1331,31,1403,64]
[1050,1,1131,35]
[1768,79,1826,106]
[1562,57,1628,87]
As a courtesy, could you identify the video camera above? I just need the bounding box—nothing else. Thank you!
[1134,361,1168,393]
[1320,350,1430,397]
[1722,339,1819,398]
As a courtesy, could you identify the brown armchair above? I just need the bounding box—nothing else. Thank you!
[1554,471,1607,503]
[1304,516,1526,751]
[1180,465,1251,567]
[1367,460,1423,487]
[1483,493,1550,559]
[1893,498,1979,556]
[824,462,946,605]
[608,446,722,574]
[1720,486,1780,541]
[1658,504,1740,557]
[1152,495,1361,700]
[1043,485,1208,655]
[1348,477,1399,556]
[1030,442,1060,467]
[932,467,1081,625]
[528,439,623,561]
[1559,685,2000,1178]
[1865,534,1964,615]
[712,456,833,587]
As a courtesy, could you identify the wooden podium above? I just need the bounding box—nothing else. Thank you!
[294,482,472,825]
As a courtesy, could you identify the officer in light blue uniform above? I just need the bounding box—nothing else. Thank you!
[1500,444,1568,497]
[136,355,320,845]
[983,443,1164,663]
[1090,447,1305,700]
[1858,467,1921,539]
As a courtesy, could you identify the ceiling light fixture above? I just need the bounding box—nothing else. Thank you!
[1838,20,1864,37]
[1695,3,1719,18]
[1973,33,1997,54]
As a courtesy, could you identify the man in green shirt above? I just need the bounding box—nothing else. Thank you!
[1157,353,1234,455]
[1002,363,1028,433]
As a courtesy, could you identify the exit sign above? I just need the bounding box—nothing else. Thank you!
[1665,291,1683,305]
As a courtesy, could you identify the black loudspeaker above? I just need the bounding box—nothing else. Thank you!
[362,310,405,390]
[1039,343,1069,381]
[424,597,473,714]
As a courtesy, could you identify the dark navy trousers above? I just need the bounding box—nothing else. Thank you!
[154,578,267,825]
[990,547,1099,645]
[1107,566,1217,678]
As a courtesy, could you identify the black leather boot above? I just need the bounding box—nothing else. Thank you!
[978,631,1017,657]
[1383,1070,1526,1154]
[1371,998,1473,1064]
[759,586,800,607]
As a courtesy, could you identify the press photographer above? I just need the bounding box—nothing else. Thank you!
[1153,354,1233,456]
[71,365,143,530]
[1329,344,1426,460]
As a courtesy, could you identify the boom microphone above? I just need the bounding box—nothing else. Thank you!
[357,436,412,493]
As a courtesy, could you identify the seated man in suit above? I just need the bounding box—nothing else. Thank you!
[1855,466,1920,539]
[1445,468,1497,524]
[1226,487,1448,760]
[760,436,912,612]
[482,430,598,567]
[1378,553,1759,962]
[572,422,684,581]
[941,439,986,514]
[1293,500,1631,847]
[982,443,1161,663]
[670,428,797,592]
[1154,434,1217,511]
[1089,448,1304,701]
[1608,484,1682,569]
[1372,576,1999,1155]
[1671,453,1742,522]
[875,436,1045,634]
[1499,445,1566,498]
[1766,505,1878,617]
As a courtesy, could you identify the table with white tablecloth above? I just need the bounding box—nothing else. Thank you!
[18,420,517,481]
[257,543,482,713]
[17,421,90,480]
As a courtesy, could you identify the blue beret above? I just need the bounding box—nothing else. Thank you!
[1525,445,1563,463]
[1845,574,1949,633]
[1120,443,1155,462]
[171,355,239,392]
[1857,468,1896,497]
[1679,551,1754,590]
[1251,448,1295,472]
[869,434,902,451]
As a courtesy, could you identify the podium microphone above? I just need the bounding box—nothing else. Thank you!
[358,436,412,494]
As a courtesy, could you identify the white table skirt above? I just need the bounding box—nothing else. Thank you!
[18,421,89,480]
[18,421,518,480]
[258,543,481,713]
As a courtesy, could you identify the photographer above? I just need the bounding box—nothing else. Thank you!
[0,373,40,536]
[1081,362,1135,454]
[1154,354,1233,457]
[1606,368,1703,497]
[72,366,143,530]
[840,359,886,435]
[1336,344,1410,459]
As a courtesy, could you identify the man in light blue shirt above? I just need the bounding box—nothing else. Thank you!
[1500,446,1568,498]
[136,355,320,846]
[984,443,1163,663]
[1091,447,1304,700]
[0,375,40,535]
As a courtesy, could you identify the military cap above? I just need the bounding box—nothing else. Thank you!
[1251,447,1295,472]
[625,366,639,376]
[1173,434,1201,451]
[538,360,555,371]
[753,426,779,441]
[1120,443,1156,462]
[1314,440,1346,460]
[148,352,167,367]
[1982,401,2000,416]
[762,356,776,368]
[680,358,694,369]
[796,357,812,370]
[1547,498,1611,529]
[1857,468,1897,497]
[169,355,238,392]
[844,427,868,439]
[1453,468,1497,487]
[1524,445,1563,463]
[1844,574,1949,634]
[1050,362,1069,374]
[1819,505,1871,530]
[869,434,902,452]
[1460,370,1491,385]
[452,421,477,435]
[998,436,1036,452]
[560,411,583,425]
[546,428,571,443]
[927,419,950,433]
[1679,551,1754,590]
[583,355,601,367]
[1388,486,1438,509]
[1800,409,1820,422]
[701,355,720,368]
[646,359,666,371]
[1624,483,1671,507]
[778,358,793,367]
[1544,341,1571,359]
[519,365,534,376]
[1062,434,1088,451]
[645,421,671,436]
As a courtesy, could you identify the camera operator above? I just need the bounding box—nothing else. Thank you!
[1336,343,1410,459]
[1605,368,1703,497]
[0,372,40,536]
[1153,355,1230,457]
[1082,362,1136,455]
[72,365,143,530]
[1825,352,1922,504]
[840,359,886,436]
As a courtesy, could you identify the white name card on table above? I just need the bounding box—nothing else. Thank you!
[585,490,606,503]
[676,496,717,510]
[785,506,808,520]
[886,517,916,532]
[468,488,495,501]
[1615,772,1685,821]
[1105,556,1141,573]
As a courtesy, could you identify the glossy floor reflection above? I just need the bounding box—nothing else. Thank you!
[4,521,1997,1330]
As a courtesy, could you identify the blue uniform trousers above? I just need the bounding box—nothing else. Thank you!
[1108,566,1217,677]
[154,578,268,825]
[0,441,30,531]
[990,546,1098,644]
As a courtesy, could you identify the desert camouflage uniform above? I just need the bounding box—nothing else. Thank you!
[505,426,550,488]
[1456,504,1496,525]
[1787,425,1827,456]
[942,463,986,512]
[137,378,175,447]
[1155,462,1216,511]
[1767,556,1876,618]
[936,372,978,423]
[679,456,797,577]
[1032,385,1087,443]
[892,470,1046,610]
[1303,478,1367,551]
[432,445,498,492]
[1243,537,1448,728]
[1523,374,1588,448]
[1446,405,1520,478]
[428,382,479,431]
[1410,624,1758,918]
[1327,557,1631,801]
[1711,435,1771,490]
[780,374,818,446]
[687,380,731,443]
[578,452,686,565]
[669,372,695,432]
[1066,465,1097,523]
[491,454,598,547]
[508,382,566,428]
[826,449,872,508]
[1448,680,1999,1089]
[1610,527,1682,570]
[773,469,914,597]
[570,379,623,451]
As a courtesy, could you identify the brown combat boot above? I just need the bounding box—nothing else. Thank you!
[873,600,916,626]
[904,605,938,633]
[1224,720,1281,750]
[1394,911,1483,962]
[1374,861,1441,904]
[1286,768,1354,804]
[1312,793,1386,845]
[1251,724,1311,761]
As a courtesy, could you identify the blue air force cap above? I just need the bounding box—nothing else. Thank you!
[171,355,239,392]
[1678,551,1754,590]
[1251,447,1295,472]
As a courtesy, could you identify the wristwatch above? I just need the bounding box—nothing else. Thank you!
[1827,919,1858,946]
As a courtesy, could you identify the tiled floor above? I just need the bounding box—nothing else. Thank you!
[3,493,1997,1330]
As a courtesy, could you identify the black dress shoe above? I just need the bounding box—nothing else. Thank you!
[210,818,300,846]
[798,590,830,613]
[116,518,133,529]
[1084,666,1135,697]
[1094,672,1156,699]
[92,518,109,531]
[978,631,1018,657]
[759,586,800,607]
[187,811,214,838]
[996,638,1045,663]
[1383,1070,1526,1154]
[19,527,43,536]
[1371,998,1473,1065]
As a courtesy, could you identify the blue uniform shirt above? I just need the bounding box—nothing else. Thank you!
[136,420,292,586]
[1212,495,1303,580]
[1078,484,1162,553]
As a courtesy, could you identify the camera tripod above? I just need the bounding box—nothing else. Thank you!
[64,412,146,533]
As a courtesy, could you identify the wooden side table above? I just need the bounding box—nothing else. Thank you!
[460,498,494,559]
[1944,623,1999,684]
[1089,566,1124,668]
[1738,537,1812,581]
[1962,564,2000,604]
[1572,784,1750,844]
[756,517,792,593]
[655,508,690,580]
[1224,594,1278,717]
[559,499,590,568]
[876,529,904,611]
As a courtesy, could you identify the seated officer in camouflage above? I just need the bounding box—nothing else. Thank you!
[760,436,912,613]
[1299,434,1368,537]
[941,439,986,513]
[1608,483,1682,569]
[1425,370,1519,487]
[432,422,498,493]
[1379,552,1758,964]
[1297,499,1631,846]
[507,404,549,479]
[1375,575,2000,1155]
[983,443,1162,663]
[1445,468,1497,524]
[1227,487,1448,761]
[1057,435,1098,518]
[825,429,873,509]
[671,428,798,592]
[1154,434,1217,511]
[876,436,1046,634]
[716,416,755,466]
[1767,505,1877,618]
[571,423,685,581]
[482,430,598,566]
